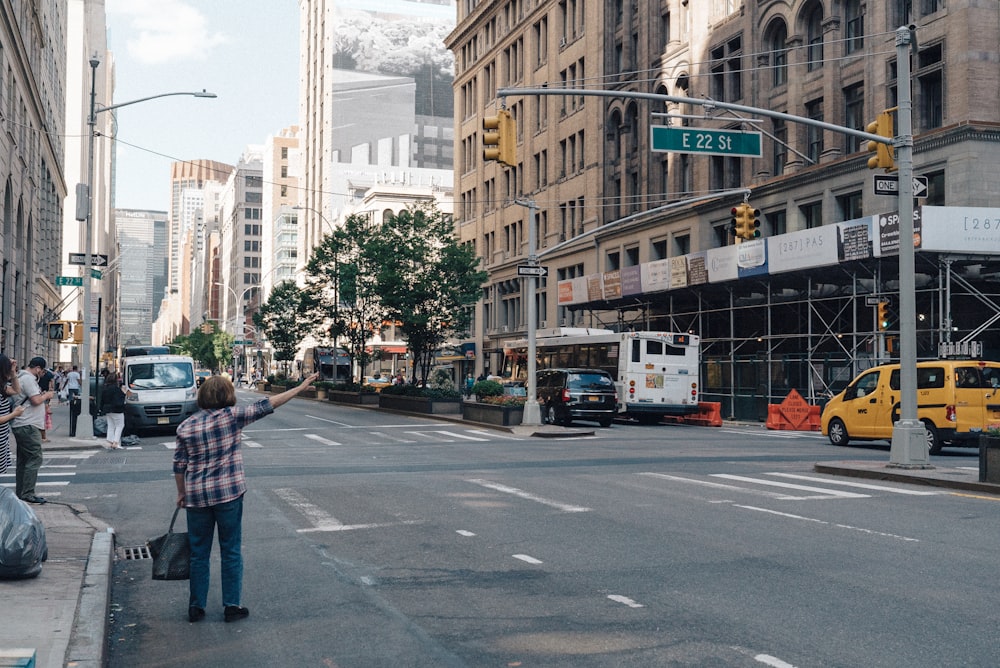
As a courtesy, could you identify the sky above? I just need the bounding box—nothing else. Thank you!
[105,0,300,212]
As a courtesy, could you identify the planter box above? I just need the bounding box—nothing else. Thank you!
[462,402,524,426]
[328,390,379,405]
[980,435,1000,483]
[378,394,461,414]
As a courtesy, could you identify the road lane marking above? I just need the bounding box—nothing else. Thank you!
[951,492,1000,501]
[456,530,476,536]
[369,431,415,443]
[607,595,644,608]
[243,440,263,448]
[755,655,798,668]
[638,472,803,500]
[734,505,919,542]
[764,472,943,495]
[274,487,343,529]
[304,433,341,446]
[711,474,869,499]
[467,479,591,513]
[466,429,522,440]
[512,554,543,564]
[303,415,355,427]
[428,430,489,441]
[299,521,420,533]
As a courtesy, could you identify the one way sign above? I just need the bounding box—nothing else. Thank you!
[68,253,109,266]
[873,174,928,198]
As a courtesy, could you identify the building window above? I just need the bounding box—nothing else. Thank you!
[801,202,823,229]
[806,4,823,71]
[652,239,667,260]
[837,191,863,221]
[768,21,788,87]
[843,83,864,154]
[768,210,787,236]
[805,99,824,163]
[710,36,742,102]
[916,43,944,130]
[772,118,787,176]
[925,170,945,206]
[845,0,863,54]
[674,234,690,256]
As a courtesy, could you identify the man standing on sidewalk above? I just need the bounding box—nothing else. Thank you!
[12,357,55,504]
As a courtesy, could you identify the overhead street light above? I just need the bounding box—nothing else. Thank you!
[77,55,216,438]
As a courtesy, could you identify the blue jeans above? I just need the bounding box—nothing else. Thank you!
[186,495,244,610]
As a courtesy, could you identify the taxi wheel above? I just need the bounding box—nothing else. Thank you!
[923,420,942,455]
[827,418,850,446]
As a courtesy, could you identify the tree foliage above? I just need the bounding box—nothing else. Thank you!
[369,203,486,386]
[303,214,386,380]
[253,280,312,377]
[169,324,232,371]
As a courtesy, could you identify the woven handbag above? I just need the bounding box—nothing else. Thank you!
[148,507,190,581]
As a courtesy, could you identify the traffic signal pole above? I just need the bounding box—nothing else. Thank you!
[888,26,928,467]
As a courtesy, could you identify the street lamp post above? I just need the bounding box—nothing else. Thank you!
[77,55,215,438]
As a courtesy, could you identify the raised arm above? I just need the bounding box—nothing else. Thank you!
[269,372,320,409]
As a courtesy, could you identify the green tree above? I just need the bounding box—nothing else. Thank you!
[169,325,231,371]
[371,203,486,386]
[303,214,386,380]
[253,280,312,377]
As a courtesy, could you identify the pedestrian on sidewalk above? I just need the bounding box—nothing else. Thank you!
[0,355,25,474]
[101,371,126,449]
[62,365,81,399]
[12,357,55,504]
[173,371,320,624]
[38,366,54,442]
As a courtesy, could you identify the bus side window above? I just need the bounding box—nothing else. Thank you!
[632,340,641,363]
[646,340,663,357]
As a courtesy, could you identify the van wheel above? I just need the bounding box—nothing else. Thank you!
[923,421,942,455]
[827,418,850,446]
[598,418,613,428]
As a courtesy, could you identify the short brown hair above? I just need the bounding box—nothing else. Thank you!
[197,375,236,409]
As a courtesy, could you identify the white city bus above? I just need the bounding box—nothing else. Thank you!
[501,328,701,423]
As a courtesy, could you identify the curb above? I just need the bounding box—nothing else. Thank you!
[66,529,114,668]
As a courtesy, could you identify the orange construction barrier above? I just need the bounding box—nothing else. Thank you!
[659,401,722,427]
[766,389,821,431]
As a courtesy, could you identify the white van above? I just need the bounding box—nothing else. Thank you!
[121,354,198,433]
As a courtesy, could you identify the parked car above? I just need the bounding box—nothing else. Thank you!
[536,368,617,427]
[363,375,393,392]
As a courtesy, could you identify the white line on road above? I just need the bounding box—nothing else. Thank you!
[456,529,476,537]
[512,554,543,564]
[243,440,263,448]
[711,474,870,499]
[638,472,802,500]
[2,481,70,487]
[429,430,489,441]
[369,431,415,443]
[734,505,919,542]
[304,433,341,446]
[764,472,943,495]
[273,487,343,529]
[467,479,591,512]
[465,429,522,440]
[299,521,420,533]
[303,415,355,427]
[607,594,644,608]
[755,654,798,668]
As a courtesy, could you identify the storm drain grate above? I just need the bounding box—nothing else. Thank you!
[120,545,152,561]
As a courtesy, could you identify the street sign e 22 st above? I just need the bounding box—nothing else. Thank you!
[651,126,762,157]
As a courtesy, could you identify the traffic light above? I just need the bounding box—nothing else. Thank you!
[877,301,890,331]
[482,109,516,166]
[866,110,895,172]
[732,203,761,241]
[47,321,68,340]
[200,322,213,334]
[71,321,84,344]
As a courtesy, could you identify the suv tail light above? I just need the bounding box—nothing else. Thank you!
[560,388,571,402]
[946,405,956,422]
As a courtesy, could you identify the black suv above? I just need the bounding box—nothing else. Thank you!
[536,368,618,427]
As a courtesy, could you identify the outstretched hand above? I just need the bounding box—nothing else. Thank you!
[300,372,320,388]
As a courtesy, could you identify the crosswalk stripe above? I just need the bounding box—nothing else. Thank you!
[468,479,591,512]
[244,440,264,448]
[764,472,943,495]
[711,474,870,499]
[304,433,341,446]
[426,430,488,441]
[638,472,798,499]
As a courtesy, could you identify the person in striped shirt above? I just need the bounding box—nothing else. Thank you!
[174,371,319,623]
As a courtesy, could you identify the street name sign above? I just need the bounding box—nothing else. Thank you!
[651,126,762,157]
[56,276,83,287]
[873,174,929,197]
[865,296,882,306]
[68,253,109,266]
[517,264,548,277]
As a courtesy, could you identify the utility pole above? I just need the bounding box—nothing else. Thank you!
[515,199,542,426]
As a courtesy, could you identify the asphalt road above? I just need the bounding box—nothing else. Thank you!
[60,392,999,667]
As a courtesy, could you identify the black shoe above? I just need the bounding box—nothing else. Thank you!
[188,606,205,623]
[224,605,249,623]
[21,495,47,505]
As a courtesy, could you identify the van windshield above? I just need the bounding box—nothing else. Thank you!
[127,362,194,389]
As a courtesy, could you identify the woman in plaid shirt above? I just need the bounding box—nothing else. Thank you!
[174,371,319,623]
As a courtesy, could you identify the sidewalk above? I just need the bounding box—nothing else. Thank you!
[3,396,998,668]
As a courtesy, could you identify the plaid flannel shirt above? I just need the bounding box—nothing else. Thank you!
[173,398,274,508]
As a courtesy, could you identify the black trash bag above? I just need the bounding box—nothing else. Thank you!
[93,415,108,438]
[0,487,48,579]
[121,435,141,447]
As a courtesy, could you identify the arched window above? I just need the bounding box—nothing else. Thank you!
[845,0,863,54]
[767,20,788,87]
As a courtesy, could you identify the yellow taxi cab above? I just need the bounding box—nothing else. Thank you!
[821,360,1000,454]
[363,375,393,392]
